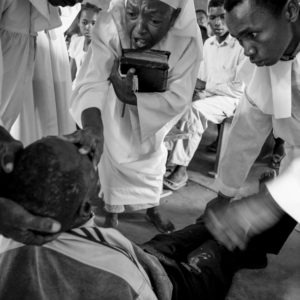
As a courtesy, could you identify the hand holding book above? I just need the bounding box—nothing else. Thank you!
[109,59,138,109]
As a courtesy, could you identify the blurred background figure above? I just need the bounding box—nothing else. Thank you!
[68,2,101,82]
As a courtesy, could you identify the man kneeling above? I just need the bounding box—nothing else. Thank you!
[0,137,262,300]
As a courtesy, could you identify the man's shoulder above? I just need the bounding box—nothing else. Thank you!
[204,36,216,48]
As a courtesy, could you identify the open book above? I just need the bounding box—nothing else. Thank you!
[120,49,170,93]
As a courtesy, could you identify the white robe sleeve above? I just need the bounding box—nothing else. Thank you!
[266,157,300,223]
[0,40,3,127]
[0,2,6,127]
[70,13,120,127]
[217,92,273,197]
[137,38,200,141]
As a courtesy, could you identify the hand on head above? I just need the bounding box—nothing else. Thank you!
[0,126,23,173]
[0,197,61,245]
[0,136,98,245]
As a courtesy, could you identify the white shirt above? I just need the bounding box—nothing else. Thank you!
[68,34,87,77]
[199,34,245,99]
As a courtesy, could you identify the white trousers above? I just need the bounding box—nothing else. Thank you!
[168,95,239,166]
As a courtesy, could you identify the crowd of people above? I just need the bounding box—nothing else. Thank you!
[0,0,299,299]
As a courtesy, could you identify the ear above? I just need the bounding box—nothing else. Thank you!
[78,200,92,218]
[285,0,299,23]
[170,8,181,28]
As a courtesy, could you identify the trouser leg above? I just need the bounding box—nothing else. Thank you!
[142,221,212,261]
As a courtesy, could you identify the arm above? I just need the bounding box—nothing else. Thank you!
[70,58,77,82]
[217,93,273,197]
[205,184,284,250]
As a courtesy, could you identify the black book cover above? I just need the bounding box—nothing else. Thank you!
[120,49,170,93]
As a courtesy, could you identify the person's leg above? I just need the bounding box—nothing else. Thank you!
[146,206,175,233]
[143,232,236,300]
[141,220,212,261]
[165,98,231,190]
[103,203,124,228]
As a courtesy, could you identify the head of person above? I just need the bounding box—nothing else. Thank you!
[0,137,98,232]
[125,0,181,50]
[78,3,101,41]
[208,0,229,40]
[224,0,300,66]
[196,9,208,27]
[48,0,83,6]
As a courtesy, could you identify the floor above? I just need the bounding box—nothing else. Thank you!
[93,123,300,300]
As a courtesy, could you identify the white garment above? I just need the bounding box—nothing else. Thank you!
[199,35,245,99]
[71,0,202,210]
[0,0,61,133]
[0,39,2,126]
[168,34,245,166]
[218,52,300,197]
[267,156,300,223]
[10,27,75,146]
[68,34,87,79]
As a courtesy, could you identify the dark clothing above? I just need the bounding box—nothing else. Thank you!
[199,25,209,43]
[143,222,235,300]
[143,213,296,300]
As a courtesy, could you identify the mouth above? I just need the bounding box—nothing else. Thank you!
[133,37,148,49]
[250,58,265,66]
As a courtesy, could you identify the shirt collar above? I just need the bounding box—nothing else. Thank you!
[210,33,236,48]
[280,42,300,61]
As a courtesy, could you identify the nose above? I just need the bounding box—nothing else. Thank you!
[135,17,147,35]
[214,16,222,26]
[242,41,256,58]
[85,23,92,30]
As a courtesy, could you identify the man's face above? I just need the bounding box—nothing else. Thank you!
[196,11,208,27]
[48,0,82,6]
[79,9,98,40]
[226,0,294,66]
[125,0,177,49]
[208,6,228,37]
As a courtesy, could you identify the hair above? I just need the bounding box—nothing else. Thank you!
[196,9,208,17]
[208,0,225,9]
[78,2,101,20]
[224,0,288,16]
[0,137,97,232]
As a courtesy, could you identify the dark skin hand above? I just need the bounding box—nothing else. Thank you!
[62,108,104,168]
[0,126,61,245]
[48,0,82,7]
[204,188,284,251]
[109,59,137,106]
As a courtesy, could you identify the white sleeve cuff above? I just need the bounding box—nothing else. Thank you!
[266,158,300,223]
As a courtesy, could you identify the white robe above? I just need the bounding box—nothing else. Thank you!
[71,0,202,210]
[218,52,300,197]
[0,0,71,145]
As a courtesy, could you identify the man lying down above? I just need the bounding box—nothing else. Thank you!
[0,136,270,300]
